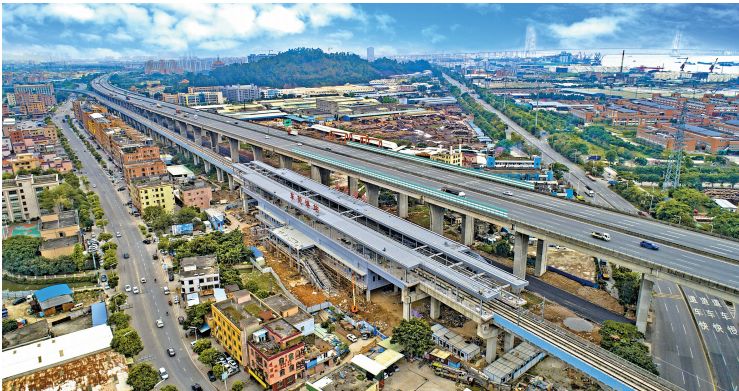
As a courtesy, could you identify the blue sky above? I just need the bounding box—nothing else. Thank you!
[3,3,739,61]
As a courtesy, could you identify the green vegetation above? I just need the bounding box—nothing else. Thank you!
[111,327,144,357]
[142,205,206,233]
[161,386,179,391]
[108,311,131,330]
[159,229,252,266]
[192,339,212,354]
[127,363,160,391]
[38,176,102,230]
[391,318,433,358]
[183,302,211,330]
[242,270,276,297]
[3,318,19,333]
[612,266,641,306]
[547,132,590,161]
[580,125,662,159]
[231,381,245,391]
[450,86,507,140]
[198,347,219,366]
[56,127,82,169]
[2,235,82,276]
[114,48,430,90]
[599,320,658,374]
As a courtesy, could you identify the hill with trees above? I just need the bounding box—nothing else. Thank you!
[179,48,430,88]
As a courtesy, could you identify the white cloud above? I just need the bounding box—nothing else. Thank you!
[421,25,446,44]
[549,16,623,41]
[374,14,396,33]
[79,33,101,42]
[465,4,503,15]
[327,30,354,42]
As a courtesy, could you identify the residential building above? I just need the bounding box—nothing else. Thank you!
[1,325,128,391]
[7,153,41,174]
[211,291,271,367]
[162,91,224,106]
[128,175,175,213]
[430,146,463,166]
[223,84,260,103]
[188,86,223,93]
[179,255,220,295]
[118,144,167,180]
[2,174,60,223]
[176,180,212,210]
[14,83,55,96]
[6,93,17,107]
[247,318,306,390]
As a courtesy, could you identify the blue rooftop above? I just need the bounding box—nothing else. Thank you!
[632,99,676,111]
[608,105,637,114]
[726,119,739,126]
[34,284,72,303]
[91,302,108,326]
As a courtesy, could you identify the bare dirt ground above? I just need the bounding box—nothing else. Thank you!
[528,356,605,390]
[264,255,329,308]
[540,247,598,281]
[540,272,624,315]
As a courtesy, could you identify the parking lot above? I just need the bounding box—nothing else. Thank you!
[383,359,458,391]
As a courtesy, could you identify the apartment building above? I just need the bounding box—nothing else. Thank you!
[117,144,167,180]
[162,92,224,107]
[128,176,175,213]
[637,123,738,153]
[176,181,212,210]
[179,255,220,295]
[14,83,55,96]
[2,174,60,223]
[247,318,305,391]
[223,84,260,103]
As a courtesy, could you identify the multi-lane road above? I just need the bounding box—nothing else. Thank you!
[90,77,739,301]
[53,100,209,390]
[442,73,638,212]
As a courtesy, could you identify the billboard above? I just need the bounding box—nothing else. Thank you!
[171,223,194,235]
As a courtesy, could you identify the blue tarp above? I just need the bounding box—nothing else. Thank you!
[35,284,72,303]
[199,322,211,333]
[91,302,108,326]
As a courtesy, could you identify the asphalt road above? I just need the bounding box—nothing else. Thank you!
[650,281,715,390]
[682,287,739,391]
[53,100,209,390]
[442,73,638,213]
[91,76,739,278]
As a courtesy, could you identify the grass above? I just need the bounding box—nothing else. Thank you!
[407,204,430,229]
[241,271,276,293]
[1,277,96,292]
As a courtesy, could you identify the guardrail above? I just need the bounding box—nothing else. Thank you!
[347,141,535,190]
[293,148,509,219]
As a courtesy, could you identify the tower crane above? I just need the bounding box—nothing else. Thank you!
[709,58,719,73]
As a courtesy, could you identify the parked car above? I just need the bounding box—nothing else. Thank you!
[159,367,169,380]
[124,285,132,292]
[640,240,659,250]
[191,384,203,391]
[156,319,164,328]
[12,297,27,305]
[100,274,108,282]
[346,333,358,343]
[178,316,185,325]
[143,239,152,244]
[207,371,217,382]
[173,296,179,304]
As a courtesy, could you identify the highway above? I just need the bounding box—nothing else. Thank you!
[442,73,638,212]
[53,100,209,390]
[89,75,739,301]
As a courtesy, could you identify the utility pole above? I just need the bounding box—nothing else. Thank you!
[663,102,688,189]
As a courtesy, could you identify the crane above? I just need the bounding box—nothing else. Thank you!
[619,50,625,75]
[709,58,719,73]
[680,57,689,72]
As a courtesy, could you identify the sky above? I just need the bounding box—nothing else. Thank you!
[3,3,739,61]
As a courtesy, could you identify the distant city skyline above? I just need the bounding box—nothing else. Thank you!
[3,3,739,61]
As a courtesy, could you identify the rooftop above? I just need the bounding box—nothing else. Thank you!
[34,284,72,303]
[180,255,218,278]
[262,294,298,315]
[1,320,51,350]
[1,325,113,380]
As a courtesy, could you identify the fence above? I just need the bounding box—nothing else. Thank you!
[2,285,101,300]
[2,270,96,280]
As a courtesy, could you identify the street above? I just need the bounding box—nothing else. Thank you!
[53,100,210,390]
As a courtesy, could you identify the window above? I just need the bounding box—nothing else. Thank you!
[279,357,284,366]
[279,369,285,376]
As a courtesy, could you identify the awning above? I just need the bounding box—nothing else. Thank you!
[374,349,404,369]
[350,354,385,377]
[199,322,211,333]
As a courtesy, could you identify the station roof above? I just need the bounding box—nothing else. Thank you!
[271,225,316,251]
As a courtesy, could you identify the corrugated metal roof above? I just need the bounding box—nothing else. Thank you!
[34,284,72,303]
[91,302,107,326]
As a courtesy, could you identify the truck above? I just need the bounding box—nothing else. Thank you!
[591,231,611,241]
[287,129,299,136]
[584,185,595,197]
[441,187,466,197]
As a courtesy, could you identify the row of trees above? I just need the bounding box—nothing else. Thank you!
[2,235,85,276]
[56,126,83,170]
[580,126,662,159]
[158,229,252,266]
[142,205,206,233]
[449,86,507,140]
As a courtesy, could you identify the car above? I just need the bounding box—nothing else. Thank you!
[207,371,217,382]
[640,240,659,250]
[346,333,358,343]
[503,190,514,196]
[191,384,203,391]
[265,135,270,139]
[125,285,132,292]
[325,146,332,151]
[103,283,110,290]
[100,274,108,282]
[591,231,611,241]
[140,277,146,283]
[92,184,97,188]
[123,253,130,259]
[117,187,125,191]
[156,319,164,328]
[297,142,303,146]
[159,367,169,380]
[173,296,179,304]
[163,287,170,295]
[12,297,27,305]
[115,232,122,238]
[143,239,151,244]
[167,347,176,357]
[132,286,139,294]
[178,316,185,325]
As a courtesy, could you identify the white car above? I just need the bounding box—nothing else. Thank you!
[141,277,146,283]
[173,296,179,304]
[159,367,169,380]
[115,232,122,238]
[132,286,140,294]
[124,285,132,292]
[346,333,358,343]
[503,191,514,196]
[156,319,164,328]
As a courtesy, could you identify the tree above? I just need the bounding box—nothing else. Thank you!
[184,302,211,329]
[390,318,433,358]
[213,364,226,379]
[493,239,512,257]
[108,271,120,289]
[192,339,212,354]
[98,232,113,241]
[127,363,160,391]
[71,243,86,270]
[634,157,648,166]
[231,381,245,391]
[605,149,619,163]
[161,386,179,391]
[599,320,658,374]
[198,347,219,366]
[712,211,739,239]
[109,293,127,312]
[111,327,144,357]
[3,318,19,333]
[612,267,641,306]
[655,199,694,227]
[2,236,42,266]
[108,312,131,329]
